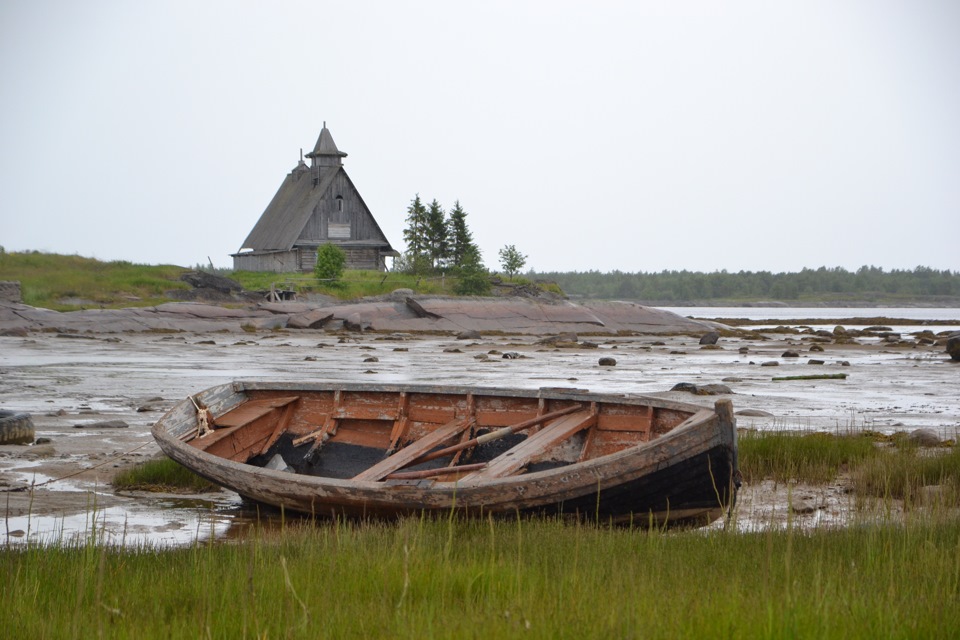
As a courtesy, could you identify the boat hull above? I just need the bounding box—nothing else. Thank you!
[152,382,739,527]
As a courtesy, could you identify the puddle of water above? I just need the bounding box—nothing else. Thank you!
[3,492,243,547]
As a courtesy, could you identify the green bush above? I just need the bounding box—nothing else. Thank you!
[314,244,346,283]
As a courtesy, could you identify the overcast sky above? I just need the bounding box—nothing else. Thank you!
[2,1,958,274]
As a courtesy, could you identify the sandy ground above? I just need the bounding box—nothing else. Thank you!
[1,326,957,544]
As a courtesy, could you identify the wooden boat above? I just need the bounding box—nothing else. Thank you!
[152,382,740,527]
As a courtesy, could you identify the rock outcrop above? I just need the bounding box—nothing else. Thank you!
[0,297,722,336]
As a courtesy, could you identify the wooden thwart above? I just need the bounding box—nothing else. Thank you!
[411,404,583,467]
[461,409,596,482]
[353,417,475,481]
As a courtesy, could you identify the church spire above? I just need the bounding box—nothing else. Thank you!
[305,122,348,168]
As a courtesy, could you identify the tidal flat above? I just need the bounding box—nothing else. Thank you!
[1,321,958,545]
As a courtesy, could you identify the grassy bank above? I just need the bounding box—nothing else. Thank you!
[0,251,190,310]
[3,515,959,638]
[0,251,546,308]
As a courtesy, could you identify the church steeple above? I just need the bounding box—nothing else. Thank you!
[305,122,348,168]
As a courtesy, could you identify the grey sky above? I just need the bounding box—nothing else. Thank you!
[2,1,958,273]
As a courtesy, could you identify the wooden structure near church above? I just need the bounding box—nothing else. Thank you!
[153,381,740,528]
[232,124,397,272]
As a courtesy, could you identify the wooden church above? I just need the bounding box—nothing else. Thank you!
[232,124,398,272]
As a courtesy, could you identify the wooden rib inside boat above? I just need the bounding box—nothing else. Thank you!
[152,382,740,527]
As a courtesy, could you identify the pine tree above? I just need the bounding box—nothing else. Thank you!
[447,200,478,270]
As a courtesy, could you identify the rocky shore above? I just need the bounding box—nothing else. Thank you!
[0,296,719,336]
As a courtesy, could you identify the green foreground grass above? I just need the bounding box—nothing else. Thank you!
[3,515,959,639]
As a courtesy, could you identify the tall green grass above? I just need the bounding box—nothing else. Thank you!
[740,430,960,507]
[112,457,219,493]
[738,430,880,485]
[3,515,959,638]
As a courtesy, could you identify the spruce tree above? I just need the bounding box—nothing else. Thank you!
[401,194,430,273]
[424,199,450,270]
[447,200,478,270]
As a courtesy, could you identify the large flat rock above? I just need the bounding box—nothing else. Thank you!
[0,297,716,336]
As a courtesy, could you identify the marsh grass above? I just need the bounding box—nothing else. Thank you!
[740,430,960,509]
[738,430,879,485]
[853,444,960,506]
[3,515,960,638]
[112,457,219,493]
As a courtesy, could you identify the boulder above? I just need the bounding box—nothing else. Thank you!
[947,333,960,361]
[699,331,720,345]
[598,357,617,366]
[782,350,800,358]
[907,428,941,447]
[670,382,731,396]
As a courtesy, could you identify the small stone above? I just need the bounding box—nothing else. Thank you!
[74,419,129,429]
[363,356,379,363]
[304,356,317,361]
[808,359,825,365]
[737,409,774,417]
[809,344,824,352]
[598,357,617,366]
[782,350,800,358]
[760,361,779,367]
[738,347,749,354]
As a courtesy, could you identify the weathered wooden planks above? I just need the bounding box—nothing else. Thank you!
[352,417,474,481]
[461,410,597,482]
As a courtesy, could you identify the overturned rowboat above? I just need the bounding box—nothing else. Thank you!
[152,382,739,527]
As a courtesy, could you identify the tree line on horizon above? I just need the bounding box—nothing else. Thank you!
[528,266,960,301]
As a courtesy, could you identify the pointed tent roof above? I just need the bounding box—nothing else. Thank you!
[306,123,347,160]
